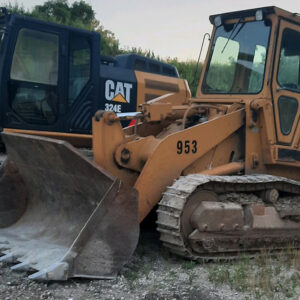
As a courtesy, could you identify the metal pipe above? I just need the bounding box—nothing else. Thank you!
[199,162,244,175]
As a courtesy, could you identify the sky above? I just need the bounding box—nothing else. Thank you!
[9,0,300,61]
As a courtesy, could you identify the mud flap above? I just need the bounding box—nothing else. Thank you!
[0,132,139,281]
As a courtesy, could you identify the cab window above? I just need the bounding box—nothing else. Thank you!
[203,20,271,94]
[68,35,91,107]
[9,28,59,125]
[11,29,58,85]
[278,28,300,92]
[278,96,298,135]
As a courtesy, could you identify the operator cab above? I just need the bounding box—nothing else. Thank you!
[199,6,300,159]
[0,11,101,133]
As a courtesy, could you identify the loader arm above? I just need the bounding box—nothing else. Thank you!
[93,108,245,222]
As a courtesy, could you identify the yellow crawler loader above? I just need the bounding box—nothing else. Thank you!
[1,6,300,280]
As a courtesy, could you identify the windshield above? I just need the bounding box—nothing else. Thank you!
[202,20,271,94]
[0,20,5,52]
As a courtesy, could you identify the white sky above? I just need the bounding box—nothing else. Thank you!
[7,0,300,61]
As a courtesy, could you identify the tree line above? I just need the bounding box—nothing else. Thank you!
[3,0,202,95]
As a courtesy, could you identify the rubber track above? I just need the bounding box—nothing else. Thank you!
[156,174,300,260]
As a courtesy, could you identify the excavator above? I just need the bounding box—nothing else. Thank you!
[0,8,189,147]
[1,6,300,281]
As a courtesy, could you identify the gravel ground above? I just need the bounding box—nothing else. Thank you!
[0,227,247,300]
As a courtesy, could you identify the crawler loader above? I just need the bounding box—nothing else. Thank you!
[1,6,300,281]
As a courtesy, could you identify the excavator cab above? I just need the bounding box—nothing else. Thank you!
[0,11,101,134]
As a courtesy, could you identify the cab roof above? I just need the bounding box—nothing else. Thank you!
[209,6,300,24]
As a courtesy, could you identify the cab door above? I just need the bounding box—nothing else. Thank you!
[272,20,300,146]
[64,32,100,133]
[3,24,65,131]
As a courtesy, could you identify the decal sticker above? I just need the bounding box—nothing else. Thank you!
[105,103,121,113]
[105,80,132,103]
[177,140,197,154]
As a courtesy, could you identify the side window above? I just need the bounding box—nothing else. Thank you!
[278,96,298,135]
[11,29,58,85]
[278,29,300,92]
[68,35,91,107]
[9,29,59,125]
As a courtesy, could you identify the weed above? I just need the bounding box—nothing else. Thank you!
[124,268,139,289]
[208,264,231,286]
[182,261,196,270]
[123,260,151,289]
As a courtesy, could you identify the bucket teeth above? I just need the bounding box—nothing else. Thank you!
[11,261,33,272]
[28,262,69,281]
[0,253,18,263]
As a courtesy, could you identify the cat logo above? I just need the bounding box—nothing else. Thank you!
[105,80,132,103]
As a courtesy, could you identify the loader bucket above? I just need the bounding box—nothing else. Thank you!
[0,132,139,281]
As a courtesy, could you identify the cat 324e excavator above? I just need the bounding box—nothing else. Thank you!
[0,8,189,147]
[1,6,300,281]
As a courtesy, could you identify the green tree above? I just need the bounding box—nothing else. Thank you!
[122,47,159,60]
[3,0,98,29]
[2,2,28,15]
[31,0,98,30]
[97,26,120,56]
[167,58,202,96]
[3,0,120,55]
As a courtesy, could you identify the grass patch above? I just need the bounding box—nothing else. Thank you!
[182,261,197,270]
[208,249,300,299]
[123,261,151,289]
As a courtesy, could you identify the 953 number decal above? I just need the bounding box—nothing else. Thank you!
[177,140,197,154]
